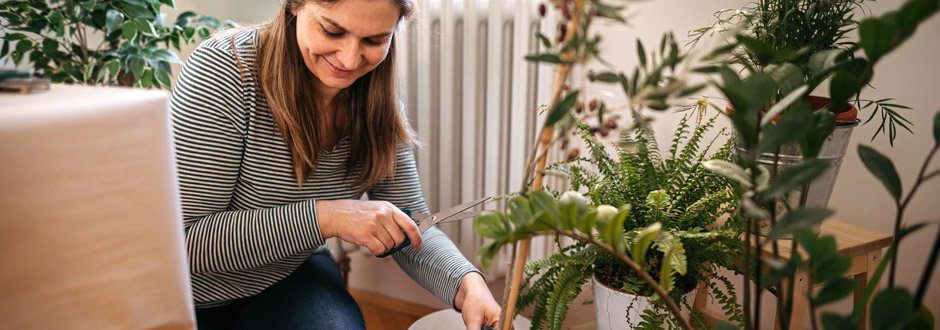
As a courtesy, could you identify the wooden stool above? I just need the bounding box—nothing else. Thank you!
[691,219,892,330]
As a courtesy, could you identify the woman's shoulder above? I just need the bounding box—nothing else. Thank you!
[187,26,261,68]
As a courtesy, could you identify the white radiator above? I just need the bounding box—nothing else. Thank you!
[396,0,562,273]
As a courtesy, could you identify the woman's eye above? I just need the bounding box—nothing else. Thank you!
[364,38,382,46]
[324,30,344,38]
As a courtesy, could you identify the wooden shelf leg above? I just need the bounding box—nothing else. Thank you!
[855,250,881,330]
[774,271,808,330]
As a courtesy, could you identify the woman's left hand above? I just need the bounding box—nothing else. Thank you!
[454,272,504,330]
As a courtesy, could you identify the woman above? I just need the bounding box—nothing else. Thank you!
[169,0,502,329]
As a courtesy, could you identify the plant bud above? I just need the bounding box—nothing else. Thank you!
[567,148,580,160]
[589,99,598,111]
[557,23,567,42]
[605,118,618,129]
[599,127,609,137]
[538,3,546,17]
[588,126,601,134]
[596,205,619,224]
[558,191,588,215]
[560,138,569,150]
[574,102,584,113]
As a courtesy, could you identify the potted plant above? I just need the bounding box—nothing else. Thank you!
[697,0,940,328]
[0,0,230,89]
[686,0,921,232]
[512,117,745,329]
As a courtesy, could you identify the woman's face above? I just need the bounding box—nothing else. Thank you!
[293,0,400,95]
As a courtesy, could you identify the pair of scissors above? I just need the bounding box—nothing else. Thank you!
[377,197,490,258]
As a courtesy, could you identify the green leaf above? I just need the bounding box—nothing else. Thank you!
[598,205,630,253]
[814,277,856,306]
[159,0,176,9]
[135,18,157,37]
[149,48,182,64]
[200,16,222,29]
[761,159,830,201]
[123,4,155,20]
[762,85,809,126]
[591,71,620,83]
[105,9,124,35]
[176,11,199,26]
[106,59,121,78]
[140,68,154,88]
[702,160,752,188]
[2,33,28,41]
[859,18,897,64]
[559,201,577,230]
[128,55,146,81]
[830,70,862,114]
[123,21,138,42]
[529,190,560,226]
[766,207,833,242]
[912,304,935,330]
[858,145,902,202]
[636,39,646,67]
[821,312,856,330]
[42,38,58,55]
[14,39,34,53]
[736,34,775,66]
[44,10,64,25]
[473,211,511,239]
[525,53,563,64]
[576,209,597,235]
[196,26,211,40]
[0,40,8,58]
[83,60,96,83]
[808,49,847,78]
[758,103,813,154]
[870,288,915,330]
[545,90,579,127]
[714,321,738,330]
[154,67,171,89]
[631,222,661,266]
[933,110,940,145]
[506,196,534,227]
[536,33,551,50]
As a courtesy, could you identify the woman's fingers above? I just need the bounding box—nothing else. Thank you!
[392,207,422,250]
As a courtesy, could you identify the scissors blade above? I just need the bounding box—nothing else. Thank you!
[417,197,489,232]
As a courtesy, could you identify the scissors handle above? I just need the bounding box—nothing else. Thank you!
[376,209,413,258]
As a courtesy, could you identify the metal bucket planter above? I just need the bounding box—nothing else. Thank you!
[731,96,859,236]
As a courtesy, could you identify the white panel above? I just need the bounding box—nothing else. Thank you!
[439,0,455,212]
[416,0,436,211]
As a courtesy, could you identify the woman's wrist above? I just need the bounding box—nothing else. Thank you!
[454,271,487,310]
[315,200,335,239]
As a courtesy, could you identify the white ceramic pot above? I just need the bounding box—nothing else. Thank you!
[592,276,696,330]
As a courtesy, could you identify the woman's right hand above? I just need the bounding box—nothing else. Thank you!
[315,200,422,256]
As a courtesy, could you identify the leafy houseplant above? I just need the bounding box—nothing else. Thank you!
[697,0,940,329]
[513,117,745,329]
[691,0,912,145]
[0,0,231,89]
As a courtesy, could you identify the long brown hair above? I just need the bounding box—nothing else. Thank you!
[257,0,415,191]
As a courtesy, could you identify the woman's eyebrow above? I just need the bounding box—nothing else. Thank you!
[320,16,392,39]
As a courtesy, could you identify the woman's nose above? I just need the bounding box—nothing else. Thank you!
[336,38,361,70]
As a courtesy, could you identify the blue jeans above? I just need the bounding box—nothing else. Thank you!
[195,253,366,330]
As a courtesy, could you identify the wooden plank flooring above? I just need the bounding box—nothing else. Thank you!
[349,288,440,330]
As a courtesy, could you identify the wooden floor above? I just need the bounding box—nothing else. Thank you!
[349,288,440,330]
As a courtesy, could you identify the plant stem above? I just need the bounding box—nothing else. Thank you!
[743,215,753,330]
[496,241,517,328]
[914,221,940,308]
[889,144,939,287]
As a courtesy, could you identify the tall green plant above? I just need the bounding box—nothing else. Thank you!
[701,0,940,329]
[690,0,913,146]
[0,0,231,89]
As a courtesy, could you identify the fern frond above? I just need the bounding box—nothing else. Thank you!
[546,265,591,330]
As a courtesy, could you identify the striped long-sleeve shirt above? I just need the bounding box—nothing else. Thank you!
[169,28,480,308]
